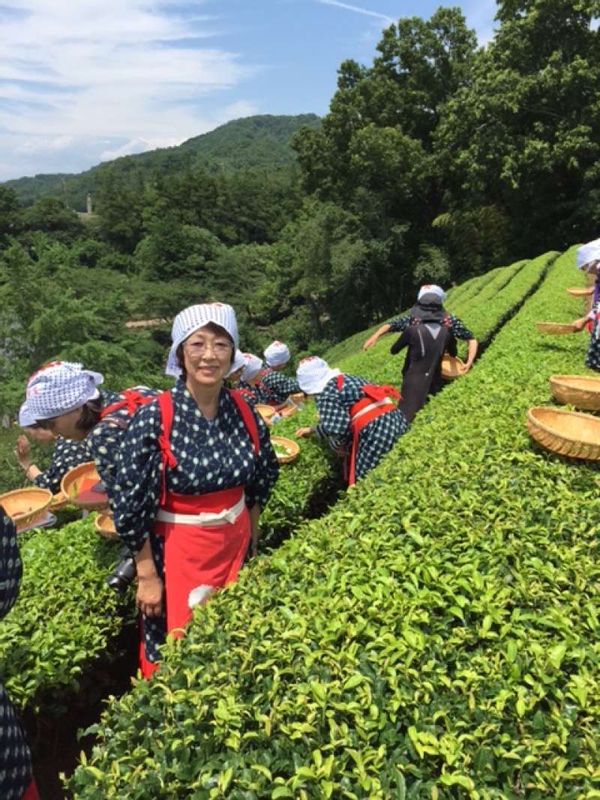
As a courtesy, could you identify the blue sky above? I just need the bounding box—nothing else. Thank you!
[0,0,497,181]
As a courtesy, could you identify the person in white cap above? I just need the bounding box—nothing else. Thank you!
[14,400,89,496]
[261,340,302,404]
[362,284,478,419]
[571,238,600,370]
[236,353,272,406]
[226,349,246,386]
[22,361,157,496]
[295,356,408,485]
[111,303,279,678]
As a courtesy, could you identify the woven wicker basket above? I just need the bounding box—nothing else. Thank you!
[271,436,300,464]
[527,406,600,460]
[536,321,577,335]
[0,487,53,532]
[441,355,467,379]
[256,404,276,424]
[61,462,109,511]
[549,375,600,411]
[50,491,68,511]
[94,513,117,539]
[566,287,594,297]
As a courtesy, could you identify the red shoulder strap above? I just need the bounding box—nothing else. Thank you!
[157,391,178,504]
[336,374,345,391]
[229,390,260,455]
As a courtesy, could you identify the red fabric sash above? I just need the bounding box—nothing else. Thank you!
[23,780,40,800]
[99,388,155,420]
[336,375,401,486]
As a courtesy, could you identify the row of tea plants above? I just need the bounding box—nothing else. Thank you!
[67,247,600,798]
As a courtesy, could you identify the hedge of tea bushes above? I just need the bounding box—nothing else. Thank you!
[0,518,123,710]
[68,247,600,798]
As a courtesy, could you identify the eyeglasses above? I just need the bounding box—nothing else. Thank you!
[183,340,233,358]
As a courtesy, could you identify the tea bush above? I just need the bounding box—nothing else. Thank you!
[68,248,600,798]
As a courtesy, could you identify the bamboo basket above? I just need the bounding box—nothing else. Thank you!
[0,487,53,532]
[256,404,276,425]
[536,321,577,335]
[441,355,467,379]
[50,491,68,511]
[566,287,594,297]
[271,436,300,464]
[94,513,118,540]
[527,406,600,460]
[549,375,600,411]
[61,462,109,511]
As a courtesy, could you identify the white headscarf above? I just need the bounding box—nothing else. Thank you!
[166,303,239,377]
[577,238,600,270]
[241,353,263,382]
[18,400,37,428]
[227,349,246,377]
[264,340,291,368]
[25,361,104,421]
[296,356,340,395]
[417,284,446,303]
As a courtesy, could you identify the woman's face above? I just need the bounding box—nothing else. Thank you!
[39,407,88,441]
[182,325,233,388]
[586,260,600,276]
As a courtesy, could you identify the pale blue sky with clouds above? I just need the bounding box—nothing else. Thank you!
[0,0,498,181]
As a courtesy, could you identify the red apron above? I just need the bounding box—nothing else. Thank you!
[139,389,259,679]
[23,780,40,800]
[337,375,401,486]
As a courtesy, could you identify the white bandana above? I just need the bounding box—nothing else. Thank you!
[25,361,104,420]
[18,401,37,428]
[577,238,600,270]
[418,284,446,303]
[264,340,291,368]
[227,349,246,377]
[296,356,340,395]
[166,303,239,377]
[241,353,263,382]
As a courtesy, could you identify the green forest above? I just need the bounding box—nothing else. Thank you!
[1,0,598,417]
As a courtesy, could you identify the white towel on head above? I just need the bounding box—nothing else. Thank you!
[296,356,340,395]
[241,353,263,382]
[18,400,37,428]
[264,340,290,368]
[166,303,239,377]
[417,284,446,303]
[227,349,246,377]
[577,238,600,270]
[25,361,103,420]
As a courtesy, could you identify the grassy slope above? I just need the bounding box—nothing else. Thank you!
[68,249,600,798]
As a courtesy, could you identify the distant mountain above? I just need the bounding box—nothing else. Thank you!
[4,114,321,210]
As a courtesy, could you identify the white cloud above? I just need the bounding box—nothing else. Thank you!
[316,0,394,25]
[0,0,259,179]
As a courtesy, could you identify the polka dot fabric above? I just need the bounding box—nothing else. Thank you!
[260,369,301,404]
[315,374,409,482]
[389,314,474,340]
[33,437,90,495]
[0,511,33,799]
[112,379,279,662]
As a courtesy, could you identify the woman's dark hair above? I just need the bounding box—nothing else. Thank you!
[176,322,235,380]
[75,396,103,434]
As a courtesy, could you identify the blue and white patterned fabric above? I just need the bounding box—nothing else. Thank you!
[577,238,600,270]
[33,437,90,495]
[585,302,600,371]
[389,314,474,340]
[166,303,239,377]
[112,378,280,662]
[261,369,301,404]
[241,353,263,382]
[264,341,290,368]
[237,381,273,406]
[86,388,159,498]
[25,362,103,420]
[315,374,409,482]
[0,510,33,800]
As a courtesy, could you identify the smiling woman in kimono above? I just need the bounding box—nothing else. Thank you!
[112,303,280,678]
[295,356,409,485]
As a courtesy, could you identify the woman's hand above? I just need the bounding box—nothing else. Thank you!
[295,426,314,438]
[15,435,31,468]
[363,334,378,350]
[136,574,164,617]
[572,317,588,332]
